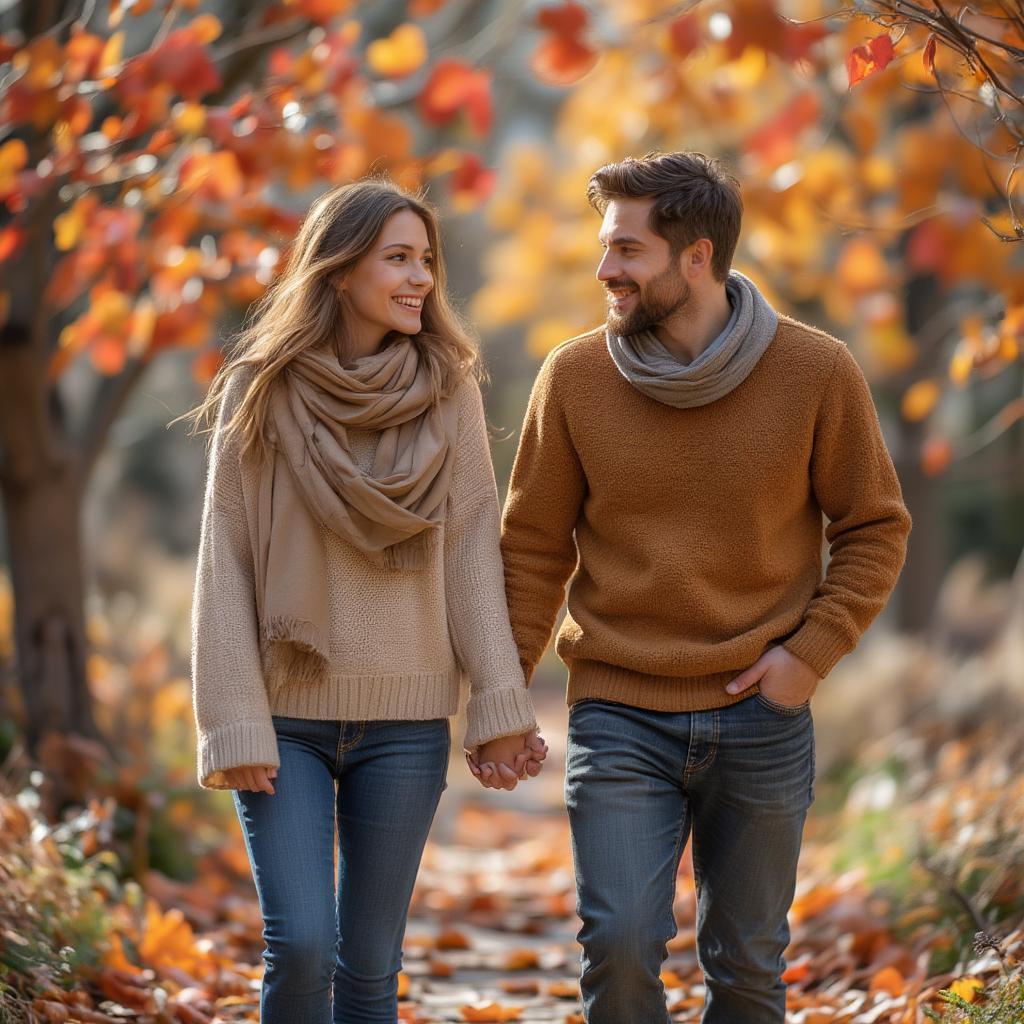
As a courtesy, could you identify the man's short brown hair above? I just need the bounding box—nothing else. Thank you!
[587,152,742,282]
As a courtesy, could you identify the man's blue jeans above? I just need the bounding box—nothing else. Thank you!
[565,694,815,1023]
[232,715,450,1024]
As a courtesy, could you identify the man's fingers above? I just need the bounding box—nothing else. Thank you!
[524,758,542,778]
[726,661,768,695]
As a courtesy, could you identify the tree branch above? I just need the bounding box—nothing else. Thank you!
[78,357,151,481]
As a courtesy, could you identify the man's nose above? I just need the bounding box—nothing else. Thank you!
[596,251,619,281]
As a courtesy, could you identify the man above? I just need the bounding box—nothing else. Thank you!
[498,152,911,1023]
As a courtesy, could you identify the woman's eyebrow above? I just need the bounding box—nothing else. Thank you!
[379,242,433,253]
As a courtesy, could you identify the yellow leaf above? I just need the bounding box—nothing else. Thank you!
[190,13,222,43]
[99,31,124,75]
[901,379,941,421]
[367,23,427,78]
[173,102,207,135]
[836,237,890,295]
[948,977,984,1003]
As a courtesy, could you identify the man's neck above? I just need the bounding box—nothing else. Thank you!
[653,285,732,366]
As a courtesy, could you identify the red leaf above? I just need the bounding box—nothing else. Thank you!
[744,91,819,167]
[846,33,894,87]
[449,152,497,207]
[530,33,598,86]
[923,33,937,75]
[668,14,701,59]
[418,59,493,136]
[537,1,588,35]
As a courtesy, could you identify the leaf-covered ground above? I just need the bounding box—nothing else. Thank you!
[3,667,1023,1024]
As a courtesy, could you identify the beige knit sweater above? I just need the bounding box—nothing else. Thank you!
[191,366,536,790]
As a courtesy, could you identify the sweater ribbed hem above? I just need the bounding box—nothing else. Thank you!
[269,670,462,722]
[567,660,753,712]
[198,719,281,790]
[783,621,852,678]
[463,686,537,750]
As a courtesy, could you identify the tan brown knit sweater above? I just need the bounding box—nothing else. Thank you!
[500,317,911,711]
[192,367,536,790]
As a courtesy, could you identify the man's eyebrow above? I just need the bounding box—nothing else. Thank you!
[598,234,645,247]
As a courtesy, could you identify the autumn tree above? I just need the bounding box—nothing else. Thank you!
[2,0,1021,756]
[0,0,510,752]
[475,0,1023,630]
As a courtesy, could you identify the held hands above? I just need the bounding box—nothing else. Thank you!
[725,645,821,707]
[466,729,548,791]
[222,765,278,794]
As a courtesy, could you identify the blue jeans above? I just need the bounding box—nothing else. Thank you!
[233,715,450,1024]
[565,694,815,1024]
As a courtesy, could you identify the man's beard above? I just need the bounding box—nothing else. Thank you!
[606,264,692,336]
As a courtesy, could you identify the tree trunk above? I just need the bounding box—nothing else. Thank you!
[0,328,99,752]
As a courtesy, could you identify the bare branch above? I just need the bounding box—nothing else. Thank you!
[78,357,151,481]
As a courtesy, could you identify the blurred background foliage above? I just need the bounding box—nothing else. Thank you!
[0,0,1023,1019]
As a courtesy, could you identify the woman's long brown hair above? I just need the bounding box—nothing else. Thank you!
[172,179,480,461]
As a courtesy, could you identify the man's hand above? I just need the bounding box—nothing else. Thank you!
[466,730,548,791]
[725,646,820,707]
[221,765,278,794]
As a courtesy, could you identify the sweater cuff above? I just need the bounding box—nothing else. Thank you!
[463,686,537,750]
[783,620,853,679]
[198,718,280,790]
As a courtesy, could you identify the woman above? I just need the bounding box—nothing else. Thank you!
[183,179,546,1023]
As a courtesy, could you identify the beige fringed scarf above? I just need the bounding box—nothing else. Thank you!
[253,339,459,695]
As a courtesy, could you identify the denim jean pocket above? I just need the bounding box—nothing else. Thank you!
[755,692,810,717]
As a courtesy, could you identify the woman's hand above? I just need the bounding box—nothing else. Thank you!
[222,765,279,794]
[466,730,548,791]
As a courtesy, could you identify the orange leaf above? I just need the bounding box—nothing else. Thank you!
[922,437,952,476]
[91,334,127,375]
[546,979,579,998]
[901,379,941,422]
[409,0,448,13]
[0,226,25,262]
[459,1003,523,1022]
[191,348,223,385]
[846,33,894,87]
[189,13,223,44]
[367,23,427,77]
[504,948,540,970]
[435,928,472,950]
[530,33,598,86]
[869,965,905,996]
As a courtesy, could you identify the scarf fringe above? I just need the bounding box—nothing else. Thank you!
[263,617,329,700]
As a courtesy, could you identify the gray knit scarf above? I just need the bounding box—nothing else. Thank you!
[605,270,778,409]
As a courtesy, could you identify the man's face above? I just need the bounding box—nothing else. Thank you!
[597,197,691,335]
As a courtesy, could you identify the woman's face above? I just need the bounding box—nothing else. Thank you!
[341,208,434,354]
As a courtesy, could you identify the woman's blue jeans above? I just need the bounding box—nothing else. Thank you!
[565,694,816,1024]
[232,715,450,1024]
